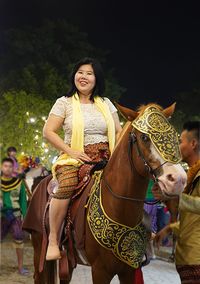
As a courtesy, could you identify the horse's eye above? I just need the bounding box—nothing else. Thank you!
[140,134,149,142]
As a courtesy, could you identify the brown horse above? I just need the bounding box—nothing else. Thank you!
[23,102,187,284]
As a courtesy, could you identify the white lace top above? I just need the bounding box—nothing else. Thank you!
[49,96,117,146]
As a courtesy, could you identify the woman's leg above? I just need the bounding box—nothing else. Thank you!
[46,165,79,260]
[46,198,70,260]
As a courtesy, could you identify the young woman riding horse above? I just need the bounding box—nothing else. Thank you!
[43,57,122,260]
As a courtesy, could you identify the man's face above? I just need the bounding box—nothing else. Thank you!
[179,130,195,162]
[1,161,14,177]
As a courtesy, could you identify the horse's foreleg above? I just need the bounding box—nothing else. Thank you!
[91,263,114,284]
[118,268,138,284]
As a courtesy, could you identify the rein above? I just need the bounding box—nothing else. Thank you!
[128,131,167,182]
[102,127,166,204]
[102,174,144,202]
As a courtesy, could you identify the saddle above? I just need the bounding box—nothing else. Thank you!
[39,161,107,281]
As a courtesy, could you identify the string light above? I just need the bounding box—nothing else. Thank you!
[52,156,58,164]
[29,117,36,123]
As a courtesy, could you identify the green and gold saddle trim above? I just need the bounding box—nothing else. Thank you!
[87,171,149,268]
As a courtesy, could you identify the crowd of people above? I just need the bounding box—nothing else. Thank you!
[0,147,47,275]
[0,57,199,284]
[0,149,29,275]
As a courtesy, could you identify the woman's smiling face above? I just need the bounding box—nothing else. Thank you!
[74,64,96,96]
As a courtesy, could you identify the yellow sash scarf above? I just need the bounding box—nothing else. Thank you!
[52,93,115,179]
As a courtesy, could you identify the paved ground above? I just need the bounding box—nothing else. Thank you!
[70,259,181,284]
[0,240,181,284]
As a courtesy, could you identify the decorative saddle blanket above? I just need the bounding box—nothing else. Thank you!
[87,171,150,269]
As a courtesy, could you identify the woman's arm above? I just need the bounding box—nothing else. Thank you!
[104,98,122,141]
[112,112,122,141]
[43,114,71,154]
[43,114,91,162]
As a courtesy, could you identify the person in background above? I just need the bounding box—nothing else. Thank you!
[156,201,171,246]
[0,158,29,276]
[144,179,157,260]
[155,121,200,284]
[131,180,158,284]
[7,146,21,177]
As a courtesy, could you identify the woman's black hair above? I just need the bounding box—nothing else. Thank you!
[66,57,105,101]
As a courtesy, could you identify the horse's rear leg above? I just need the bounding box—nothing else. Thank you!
[91,263,114,284]
[32,231,47,284]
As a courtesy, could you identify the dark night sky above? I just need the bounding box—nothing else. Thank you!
[1,0,200,109]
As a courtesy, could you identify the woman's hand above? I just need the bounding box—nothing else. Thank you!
[67,148,92,163]
[154,225,171,250]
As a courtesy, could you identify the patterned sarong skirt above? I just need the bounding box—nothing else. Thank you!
[53,142,110,199]
[176,265,200,284]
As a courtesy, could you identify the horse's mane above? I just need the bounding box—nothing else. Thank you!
[136,103,163,116]
[114,121,132,149]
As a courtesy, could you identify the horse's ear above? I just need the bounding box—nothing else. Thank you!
[162,102,176,118]
[114,102,139,121]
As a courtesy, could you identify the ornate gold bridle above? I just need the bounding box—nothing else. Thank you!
[132,106,181,164]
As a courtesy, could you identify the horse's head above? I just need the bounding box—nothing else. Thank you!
[115,102,187,197]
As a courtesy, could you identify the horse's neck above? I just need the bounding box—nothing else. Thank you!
[102,128,149,227]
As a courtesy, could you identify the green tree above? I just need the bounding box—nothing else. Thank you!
[0,91,58,169]
[0,20,123,101]
[0,20,125,168]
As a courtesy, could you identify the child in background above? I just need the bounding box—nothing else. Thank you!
[144,179,157,260]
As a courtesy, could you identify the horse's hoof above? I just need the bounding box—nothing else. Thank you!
[46,244,61,261]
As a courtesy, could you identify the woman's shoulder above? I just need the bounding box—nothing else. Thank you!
[55,96,72,104]
[54,96,73,110]
[49,96,72,118]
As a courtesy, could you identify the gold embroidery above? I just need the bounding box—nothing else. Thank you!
[87,171,150,268]
[132,106,181,163]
